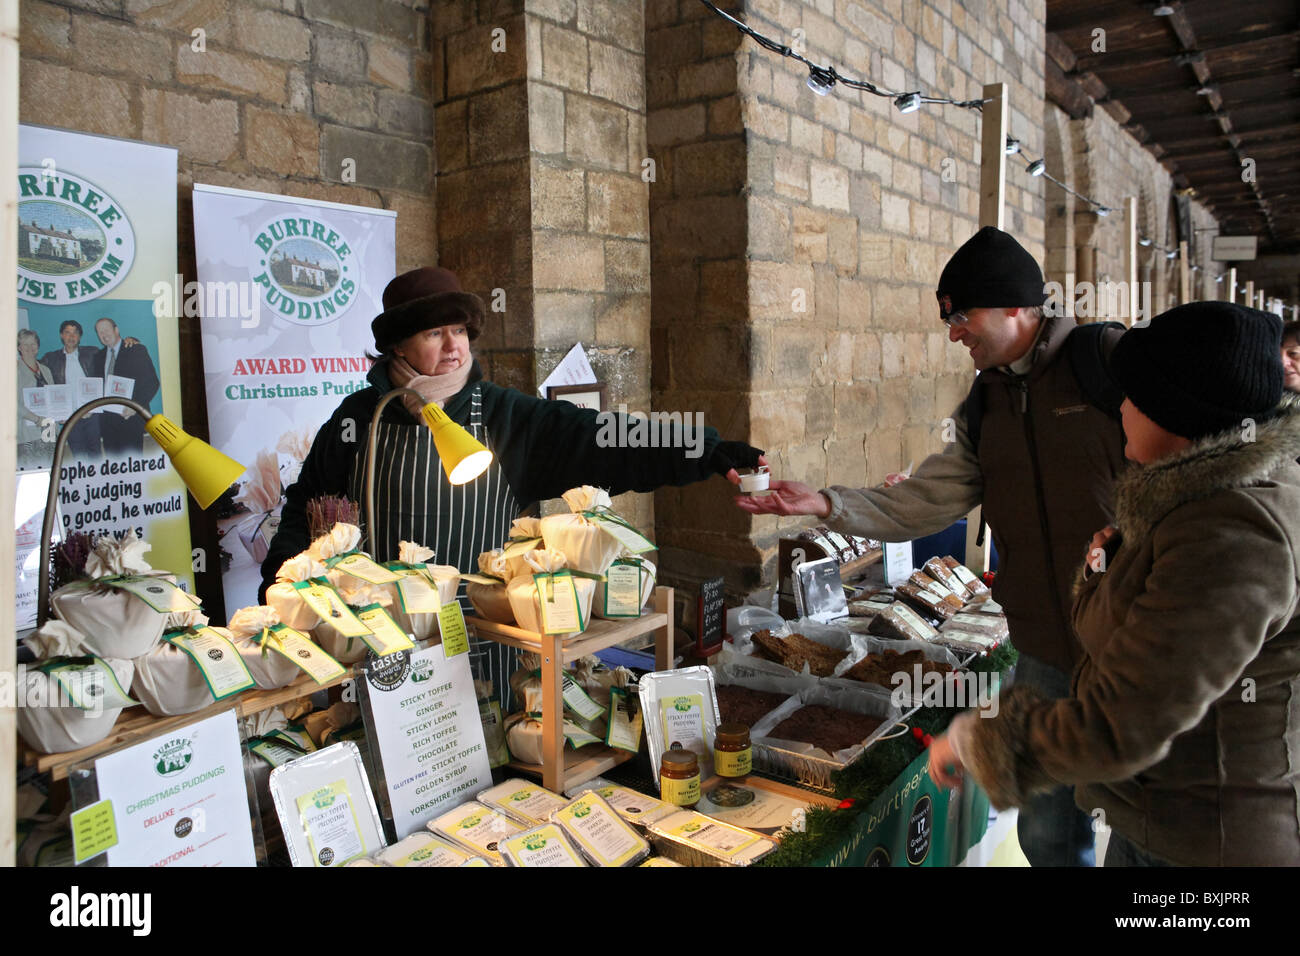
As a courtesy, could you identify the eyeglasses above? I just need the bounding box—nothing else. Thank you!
[941,311,971,328]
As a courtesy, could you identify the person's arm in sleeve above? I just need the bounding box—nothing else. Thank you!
[821,401,983,541]
[954,495,1296,809]
[737,400,982,541]
[486,390,761,502]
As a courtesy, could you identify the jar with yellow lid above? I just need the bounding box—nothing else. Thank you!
[713,723,752,783]
[659,748,701,808]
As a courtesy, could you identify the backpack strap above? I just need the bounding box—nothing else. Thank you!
[963,373,987,452]
[1066,321,1126,419]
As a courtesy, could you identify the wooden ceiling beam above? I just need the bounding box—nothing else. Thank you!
[1072,30,1299,73]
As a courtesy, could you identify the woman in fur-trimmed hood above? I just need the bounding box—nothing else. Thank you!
[930,302,1300,866]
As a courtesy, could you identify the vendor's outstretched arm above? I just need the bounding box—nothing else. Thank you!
[736,402,983,542]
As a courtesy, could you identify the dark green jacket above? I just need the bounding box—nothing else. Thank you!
[260,360,722,595]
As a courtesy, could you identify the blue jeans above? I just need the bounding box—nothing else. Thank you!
[1010,654,1096,867]
[1104,830,1171,867]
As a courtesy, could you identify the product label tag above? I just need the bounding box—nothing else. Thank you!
[502,825,585,867]
[602,562,642,617]
[588,513,655,554]
[164,627,256,700]
[660,693,706,756]
[106,575,202,613]
[479,699,509,769]
[354,604,415,656]
[501,537,542,559]
[668,816,763,856]
[70,799,118,864]
[714,746,752,777]
[293,580,372,637]
[396,573,441,614]
[438,601,470,657]
[536,571,582,634]
[554,794,644,866]
[297,779,368,867]
[324,550,400,584]
[459,572,504,587]
[48,657,137,711]
[248,737,308,768]
[560,672,605,721]
[605,687,643,753]
[264,624,347,683]
[660,773,701,807]
[563,721,602,748]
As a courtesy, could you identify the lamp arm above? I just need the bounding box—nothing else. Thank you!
[37,396,153,626]
[365,387,428,558]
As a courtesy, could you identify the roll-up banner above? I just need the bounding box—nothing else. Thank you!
[16,125,189,630]
[192,185,395,618]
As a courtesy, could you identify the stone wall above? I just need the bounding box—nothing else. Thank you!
[20,0,437,610]
[1042,100,1221,322]
[649,0,1052,597]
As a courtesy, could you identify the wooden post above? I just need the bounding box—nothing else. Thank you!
[540,631,563,794]
[1229,268,1237,303]
[1178,241,1191,303]
[1245,280,1255,307]
[964,83,1009,575]
[1123,196,1139,325]
[978,82,1007,230]
[1,0,19,869]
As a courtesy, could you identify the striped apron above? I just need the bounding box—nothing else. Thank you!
[349,384,523,707]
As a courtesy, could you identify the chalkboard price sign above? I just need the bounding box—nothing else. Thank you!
[696,577,726,656]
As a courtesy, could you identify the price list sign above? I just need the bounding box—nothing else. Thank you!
[361,644,492,839]
[696,576,726,657]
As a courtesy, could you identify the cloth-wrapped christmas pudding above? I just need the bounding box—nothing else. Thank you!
[17,651,136,754]
[49,531,197,660]
[503,517,544,580]
[227,605,301,689]
[538,487,624,575]
[234,449,284,564]
[380,541,460,642]
[266,551,328,631]
[132,613,263,716]
[505,550,596,635]
[466,550,514,624]
[592,554,657,620]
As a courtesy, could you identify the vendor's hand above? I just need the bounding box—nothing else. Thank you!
[883,472,910,487]
[1086,525,1118,570]
[927,732,964,789]
[733,479,831,518]
[711,441,765,478]
[723,453,768,487]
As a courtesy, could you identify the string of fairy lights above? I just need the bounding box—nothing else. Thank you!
[696,0,1238,285]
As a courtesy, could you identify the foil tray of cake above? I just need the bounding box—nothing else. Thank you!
[746,684,909,793]
[643,810,778,867]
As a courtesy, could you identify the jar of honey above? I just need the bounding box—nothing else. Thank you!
[659,749,701,808]
[713,723,752,783]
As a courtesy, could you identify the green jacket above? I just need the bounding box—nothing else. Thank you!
[260,360,723,594]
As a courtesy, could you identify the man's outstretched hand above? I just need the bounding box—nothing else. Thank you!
[732,479,832,518]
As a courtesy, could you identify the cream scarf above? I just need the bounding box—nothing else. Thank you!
[386,355,472,418]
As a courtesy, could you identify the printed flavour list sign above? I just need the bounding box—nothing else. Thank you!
[361,643,491,839]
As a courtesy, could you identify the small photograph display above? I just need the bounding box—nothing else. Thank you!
[793,557,848,623]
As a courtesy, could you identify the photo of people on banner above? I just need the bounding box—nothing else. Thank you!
[16,301,162,471]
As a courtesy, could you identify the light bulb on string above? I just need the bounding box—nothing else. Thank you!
[1026,159,1045,177]
[894,92,921,114]
[806,65,836,97]
[1139,237,1153,247]
[1004,136,1021,155]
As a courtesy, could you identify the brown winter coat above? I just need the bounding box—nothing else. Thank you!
[963,393,1300,865]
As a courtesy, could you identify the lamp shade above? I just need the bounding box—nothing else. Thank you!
[420,403,494,485]
[145,414,248,509]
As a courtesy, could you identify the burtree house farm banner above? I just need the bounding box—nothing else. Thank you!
[193,184,396,618]
[16,125,191,629]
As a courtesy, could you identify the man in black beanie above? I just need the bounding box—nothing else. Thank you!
[739,226,1129,867]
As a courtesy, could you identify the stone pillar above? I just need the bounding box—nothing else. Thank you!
[433,1,653,530]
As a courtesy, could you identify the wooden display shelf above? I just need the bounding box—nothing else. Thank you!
[21,667,359,781]
[466,586,674,793]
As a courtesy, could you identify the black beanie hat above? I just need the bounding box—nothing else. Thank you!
[1110,302,1284,440]
[936,226,1047,319]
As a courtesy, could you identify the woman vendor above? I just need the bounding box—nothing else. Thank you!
[929,302,1300,866]
[260,265,762,614]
